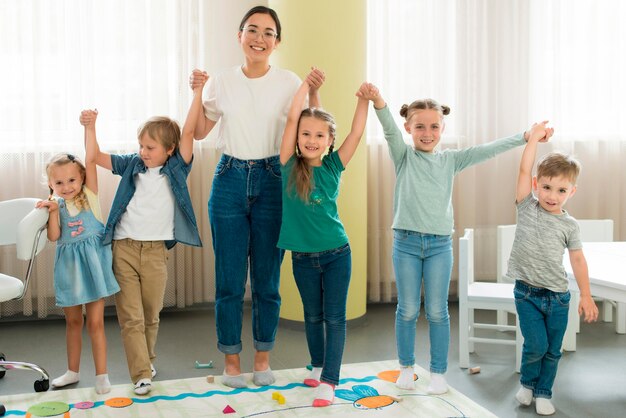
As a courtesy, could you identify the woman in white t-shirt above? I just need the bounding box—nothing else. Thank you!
[189,5,324,388]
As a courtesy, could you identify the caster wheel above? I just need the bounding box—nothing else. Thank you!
[0,353,5,379]
[34,378,49,392]
[0,404,6,416]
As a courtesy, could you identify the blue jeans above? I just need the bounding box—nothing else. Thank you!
[514,280,570,399]
[292,243,351,386]
[209,154,284,354]
[392,230,453,374]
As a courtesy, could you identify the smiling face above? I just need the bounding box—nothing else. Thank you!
[48,162,84,201]
[403,109,444,153]
[139,133,173,168]
[297,116,333,166]
[533,175,577,214]
[238,13,280,65]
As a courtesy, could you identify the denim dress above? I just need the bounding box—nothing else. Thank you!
[54,198,120,307]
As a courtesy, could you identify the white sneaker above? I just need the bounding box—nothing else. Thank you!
[134,378,152,395]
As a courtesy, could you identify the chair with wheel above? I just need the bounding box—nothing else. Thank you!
[0,198,50,416]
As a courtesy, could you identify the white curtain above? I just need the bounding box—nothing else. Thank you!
[367,0,626,302]
[0,0,264,318]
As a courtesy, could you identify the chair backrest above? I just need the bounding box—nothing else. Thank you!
[496,224,516,281]
[458,228,474,302]
[0,198,49,260]
[577,219,614,242]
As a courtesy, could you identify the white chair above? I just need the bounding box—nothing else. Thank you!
[0,198,51,414]
[496,224,517,327]
[458,228,522,373]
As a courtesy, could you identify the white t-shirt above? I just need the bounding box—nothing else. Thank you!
[203,65,302,160]
[114,166,175,241]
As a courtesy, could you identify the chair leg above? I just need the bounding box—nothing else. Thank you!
[459,304,470,369]
[602,299,614,322]
[497,310,508,327]
[616,302,626,334]
[515,320,523,373]
[562,289,580,351]
[468,308,475,353]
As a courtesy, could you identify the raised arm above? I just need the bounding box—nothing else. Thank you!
[336,82,377,167]
[80,109,112,172]
[180,73,208,164]
[188,69,216,140]
[280,81,310,165]
[568,249,598,323]
[82,110,99,193]
[516,121,551,203]
[306,67,325,108]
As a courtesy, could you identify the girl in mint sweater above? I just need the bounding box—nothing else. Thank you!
[368,91,551,394]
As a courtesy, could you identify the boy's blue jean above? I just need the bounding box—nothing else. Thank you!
[292,243,351,386]
[514,280,570,399]
[209,154,284,354]
[392,230,453,374]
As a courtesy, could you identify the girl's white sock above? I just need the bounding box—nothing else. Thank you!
[396,366,416,390]
[427,372,448,394]
[536,398,556,415]
[515,386,533,406]
[51,370,80,388]
[95,373,111,394]
[304,367,323,387]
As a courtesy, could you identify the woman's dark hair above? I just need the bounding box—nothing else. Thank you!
[239,6,282,41]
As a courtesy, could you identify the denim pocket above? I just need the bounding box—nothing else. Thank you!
[513,284,529,300]
[214,160,229,177]
[554,290,571,306]
[393,229,409,241]
[268,163,282,180]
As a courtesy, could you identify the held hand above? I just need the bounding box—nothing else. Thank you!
[524,120,551,143]
[356,82,380,101]
[579,295,599,323]
[79,109,98,127]
[189,69,209,91]
[305,66,325,91]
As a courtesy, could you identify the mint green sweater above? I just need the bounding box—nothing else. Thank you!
[375,105,525,235]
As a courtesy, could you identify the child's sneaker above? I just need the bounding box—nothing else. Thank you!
[134,378,152,395]
[150,363,157,378]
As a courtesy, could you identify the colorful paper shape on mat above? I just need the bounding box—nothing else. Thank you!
[73,401,95,409]
[336,385,397,410]
[223,404,236,414]
[377,369,418,383]
[104,397,133,408]
[27,401,70,417]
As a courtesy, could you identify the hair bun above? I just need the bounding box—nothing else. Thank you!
[399,104,409,118]
[441,105,451,116]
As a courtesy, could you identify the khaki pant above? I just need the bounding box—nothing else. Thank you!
[112,239,168,384]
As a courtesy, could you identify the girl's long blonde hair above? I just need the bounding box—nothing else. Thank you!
[46,153,89,211]
[289,108,336,202]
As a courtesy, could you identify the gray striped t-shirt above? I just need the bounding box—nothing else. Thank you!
[505,193,582,292]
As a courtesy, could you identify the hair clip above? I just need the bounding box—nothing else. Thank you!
[67,154,76,162]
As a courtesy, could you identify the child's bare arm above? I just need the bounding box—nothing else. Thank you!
[188,69,216,140]
[181,71,208,164]
[82,110,99,193]
[337,82,374,167]
[569,249,599,323]
[516,121,552,203]
[80,110,112,172]
[35,200,60,241]
[280,81,310,165]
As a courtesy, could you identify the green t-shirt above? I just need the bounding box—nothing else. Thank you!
[277,151,348,253]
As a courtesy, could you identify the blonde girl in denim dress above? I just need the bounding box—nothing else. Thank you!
[37,151,120,394]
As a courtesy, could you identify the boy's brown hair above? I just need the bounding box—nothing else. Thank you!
[137,116,181,152]
[537,152,581,183]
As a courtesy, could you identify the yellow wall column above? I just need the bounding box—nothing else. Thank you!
[270,0,367,321]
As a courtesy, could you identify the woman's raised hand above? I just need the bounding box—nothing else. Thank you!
[189,69,209,91]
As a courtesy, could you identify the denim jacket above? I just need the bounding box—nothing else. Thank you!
[103,149,202,249]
